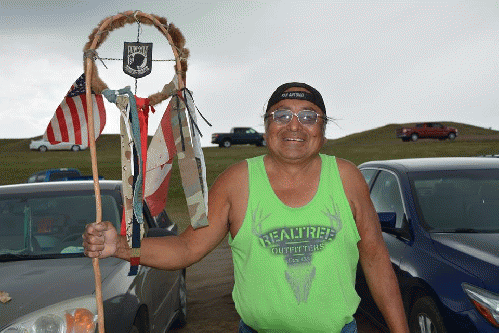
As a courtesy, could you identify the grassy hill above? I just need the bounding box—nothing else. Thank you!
[2,122,498,228]
[330,122,498,145]
[321,122,499,165]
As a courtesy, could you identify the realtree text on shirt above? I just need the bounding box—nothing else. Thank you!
[229,154,361,333]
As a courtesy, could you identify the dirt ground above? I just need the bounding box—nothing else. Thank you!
[170,240,383,333]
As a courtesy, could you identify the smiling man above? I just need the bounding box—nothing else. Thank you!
[83,82,409,333]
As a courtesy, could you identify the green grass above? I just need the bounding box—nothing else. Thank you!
[2,122,498,231]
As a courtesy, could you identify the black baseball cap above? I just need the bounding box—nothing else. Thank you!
[266,82,326,115]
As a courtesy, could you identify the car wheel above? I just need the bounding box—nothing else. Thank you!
[448,133,456,141]
[71,145,81,151]
[411,134,419,142]
[409,296,447,333]
[39,145,48,152]
[222,139,232,148]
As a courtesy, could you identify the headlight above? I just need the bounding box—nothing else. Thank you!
[462,283,499,328]
[1,297,97,333]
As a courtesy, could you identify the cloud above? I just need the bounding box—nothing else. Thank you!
[0,41,82,138]
[1,0,498,145]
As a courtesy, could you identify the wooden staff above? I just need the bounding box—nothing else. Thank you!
[84,10,186,332]
[84,57,105,333]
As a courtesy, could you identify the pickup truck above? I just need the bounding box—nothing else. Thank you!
[211,127,265,148]
[396,122,458,142]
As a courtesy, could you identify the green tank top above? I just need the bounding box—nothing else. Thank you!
[229,154,361,332]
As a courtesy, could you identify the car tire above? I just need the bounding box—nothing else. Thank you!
[178,270,188,325]
[222,139,232,148]
[409,296,447,333]
[448,133,456,141]
[130,307,149,333]
[411,134,419,142]
[256,139,266,147]
[39,145,48,152]
[71,145,81,151]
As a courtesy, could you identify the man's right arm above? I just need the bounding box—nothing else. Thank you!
[83,163,238,271]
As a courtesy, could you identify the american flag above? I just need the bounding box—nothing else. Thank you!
[43,74,106,146]
[144,98,177,217]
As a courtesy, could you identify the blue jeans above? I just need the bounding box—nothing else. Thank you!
[238,319,357,333]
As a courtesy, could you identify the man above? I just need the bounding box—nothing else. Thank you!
[83,82,409,332]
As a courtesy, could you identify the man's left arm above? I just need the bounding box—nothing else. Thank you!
[337,159,409,333]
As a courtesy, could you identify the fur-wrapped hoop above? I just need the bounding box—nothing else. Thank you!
[83,10,189,106]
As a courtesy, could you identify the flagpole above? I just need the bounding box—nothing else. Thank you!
[83,13,123,333]
[83,13,114,331]
[84,57,105,333]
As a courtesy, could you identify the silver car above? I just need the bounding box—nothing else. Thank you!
[29,139,87,152]
[0,181,186,333]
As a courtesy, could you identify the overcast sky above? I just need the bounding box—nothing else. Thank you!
[1,0,498,147]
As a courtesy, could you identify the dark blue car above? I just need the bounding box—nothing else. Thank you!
[356,157,499,333]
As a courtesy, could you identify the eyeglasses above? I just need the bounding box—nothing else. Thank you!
[265,109,326,126]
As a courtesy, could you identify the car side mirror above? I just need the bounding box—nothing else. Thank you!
[378,212,397,229]
[147,228,177,238]
[378,212,412,240]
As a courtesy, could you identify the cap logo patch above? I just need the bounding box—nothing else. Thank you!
[281,92,305,99]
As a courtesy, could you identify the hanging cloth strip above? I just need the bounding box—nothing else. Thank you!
[182,89,209,211]
[170,91,209,229]
[102,86,144,275]
[136,96,155,195]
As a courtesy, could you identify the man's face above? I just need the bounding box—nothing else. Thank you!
[264,88,326,163]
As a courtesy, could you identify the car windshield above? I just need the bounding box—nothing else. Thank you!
[0,191,120,260]
[410,169,499,232]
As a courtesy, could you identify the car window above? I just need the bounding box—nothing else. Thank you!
[0,192,121,257]
[370,170,405,228]
[411,169,499,231]
[49,171,81,181]
[360,168,377,186]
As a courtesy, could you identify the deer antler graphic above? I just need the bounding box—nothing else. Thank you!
[322,198,343,238]
[251,202,271,239]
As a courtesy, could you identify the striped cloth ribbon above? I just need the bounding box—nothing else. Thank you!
[102,87,144,275]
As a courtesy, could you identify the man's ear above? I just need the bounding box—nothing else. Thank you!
[321,136,328,148]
